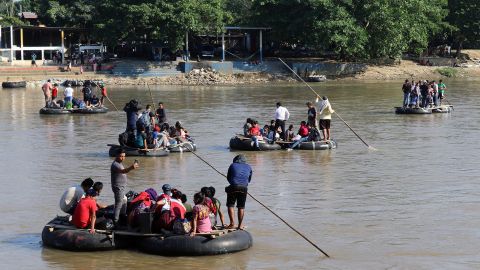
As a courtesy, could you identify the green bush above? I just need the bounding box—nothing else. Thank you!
[436,67,458,77]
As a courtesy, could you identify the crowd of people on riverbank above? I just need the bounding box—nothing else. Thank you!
[120,100,192,150]
[42,79,108,109]
[60,152,252,235]
[242,98,335,149]
[402,79,447,108]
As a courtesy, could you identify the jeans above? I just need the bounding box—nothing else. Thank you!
[251,136,260,148]
[112,186,127,223]
[290,136,308,149]
[403,93,410,107]
[433,92,439,107]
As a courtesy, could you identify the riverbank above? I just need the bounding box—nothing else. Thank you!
[3,57,480,87]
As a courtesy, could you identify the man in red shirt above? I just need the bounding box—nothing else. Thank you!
[51,83,58,101]
[72,189,98,233]
[99,84,107,106]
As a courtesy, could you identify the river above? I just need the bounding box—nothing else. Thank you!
[0,79,479,269]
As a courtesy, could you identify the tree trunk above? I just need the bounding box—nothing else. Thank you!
[456,39,463,58]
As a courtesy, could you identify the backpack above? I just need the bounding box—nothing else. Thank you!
[83,87,92,97]
[136,111,150,129]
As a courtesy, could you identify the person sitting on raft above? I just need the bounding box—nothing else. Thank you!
[247,120,263,149]
[135,126,148,151]
[181,194,193,220]
[72,188,100,234]
[286,124,295,142]
[127,188,157,229]
[205,186,225,229]
[243,118,253,137]
[59,178,94,215]
[174,121,188,143]
[152,185,186,231]
[287,121,310,151]
[90,95,100,106]
[190,192,212,236]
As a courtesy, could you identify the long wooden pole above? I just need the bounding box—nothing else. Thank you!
[183,144,330,258]
[278,57,376,150]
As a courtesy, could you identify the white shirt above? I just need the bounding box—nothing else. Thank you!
[59,185,85,213]
[275,106,290,121]
[64,87,74,98]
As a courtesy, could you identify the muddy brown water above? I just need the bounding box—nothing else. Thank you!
[0,80,479,269]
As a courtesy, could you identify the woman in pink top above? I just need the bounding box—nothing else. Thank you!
[190,192,212,236]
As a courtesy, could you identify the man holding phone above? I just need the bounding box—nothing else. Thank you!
[110,149,139,227]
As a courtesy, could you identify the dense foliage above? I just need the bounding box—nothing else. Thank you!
[1,0,479,59]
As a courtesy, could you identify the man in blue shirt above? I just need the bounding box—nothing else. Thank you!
[225,154,252,230]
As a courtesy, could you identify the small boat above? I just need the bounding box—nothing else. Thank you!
[2,81,27,88]
[137,229,253,256]
[71,106,109,114]
[431,104,453,113]
[39,107,72,114]
[108,144,170,157]
[394,107,432,114]
[229,135,281,151]
[42,216,119,251]
[306,75,326,82]
[168,141,197,153]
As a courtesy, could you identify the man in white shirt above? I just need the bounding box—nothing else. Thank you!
[64,83,74,106]
[274,102,290,141]
[59,178,94,214]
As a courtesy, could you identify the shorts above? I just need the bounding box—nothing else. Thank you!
[319,119,331,130]
[226,185,248,209]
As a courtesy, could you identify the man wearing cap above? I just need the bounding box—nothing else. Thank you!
[110,149,139,227]
[155,184,173,211]
[72,188,99,234]
[64,83,74,109]
[59,178,94,215]
[225,154,252,230]
[274,102,290,141]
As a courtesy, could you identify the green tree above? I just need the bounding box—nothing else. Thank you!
[448,0,480,55]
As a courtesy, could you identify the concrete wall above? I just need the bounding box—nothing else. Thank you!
[290,62,367,77]
[179,60,367,77]
[180,61,233,74]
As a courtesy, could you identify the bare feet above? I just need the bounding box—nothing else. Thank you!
[225,224,235,229]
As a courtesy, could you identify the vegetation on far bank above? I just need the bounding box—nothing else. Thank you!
[0,0,479,61]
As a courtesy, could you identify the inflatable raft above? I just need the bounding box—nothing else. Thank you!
[168,141,197,153]
[71,106,109,114]
[431,105,453,113]
[297,140,337,150]
[137,229,253,256]
[39,107,72,114]
[394,107,432,114]
[229,135,281,151]
[42,217,117,251]
[2,81,26,88]
[108,144,170,157]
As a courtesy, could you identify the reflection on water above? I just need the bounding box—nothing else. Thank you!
[0,80,480,269]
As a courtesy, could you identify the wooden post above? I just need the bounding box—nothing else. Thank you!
[20,28,24,60]
[9,25,13,64]
[0,25,2,49]
[222,32,225,62]
[60,30,65,64]
[185,31,189,62]
[259,30,263,63]
[41,50,44,63]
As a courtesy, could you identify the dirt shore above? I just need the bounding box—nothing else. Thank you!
[5,56,480,88]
